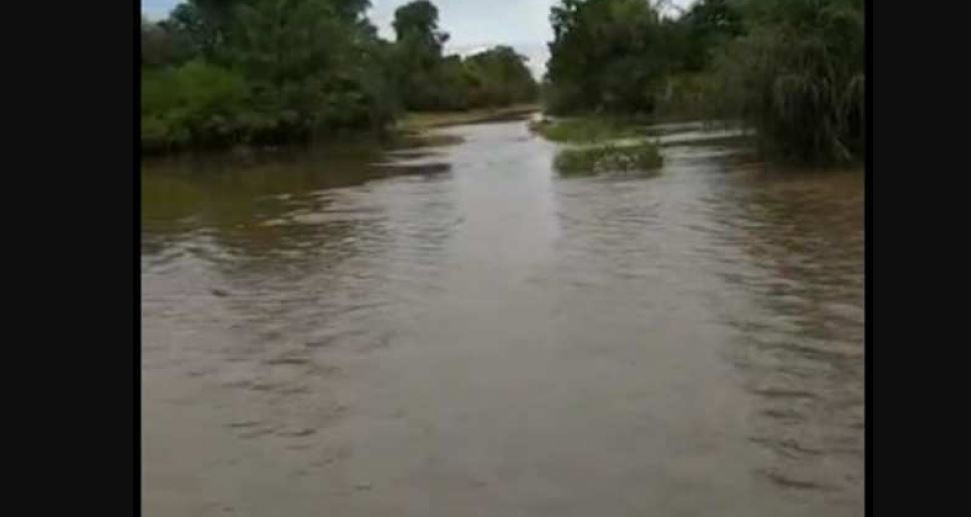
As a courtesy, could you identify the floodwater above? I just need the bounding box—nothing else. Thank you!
[141,118,864,516]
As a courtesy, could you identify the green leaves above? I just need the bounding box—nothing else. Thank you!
[542,0,863,164]
[532,117,641,143]
[708,0,864,164]
[553,142,663,175]
[141,61,251,150]
[141,0,399,151]
[546,0,672,114]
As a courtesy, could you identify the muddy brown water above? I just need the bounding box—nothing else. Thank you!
[141,119,863,516]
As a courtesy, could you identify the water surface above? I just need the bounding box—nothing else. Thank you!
[142,119,863,516]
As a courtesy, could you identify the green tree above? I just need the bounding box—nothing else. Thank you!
[546,0,671,114]
[142,60,251,150]
[237,0,397,138]
[142,18,177,67]
[392,0,449,56]
[464,46,538,108]
[141,0,398,151]
[164,0,247,61]
[678,0,744,71]
[391,0,453,110]
[709,0,864,164]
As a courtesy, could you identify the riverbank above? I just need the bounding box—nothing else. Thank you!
[396,104,541,131]
[529,116,643,143]
[141,104,542,158]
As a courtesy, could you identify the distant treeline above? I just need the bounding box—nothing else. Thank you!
[141,0,539,152]
[544,0,864,165]
[142,0,864,165]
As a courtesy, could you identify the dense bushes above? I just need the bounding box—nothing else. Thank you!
[543,0,864,165]
[142,0,864,164]
[709,0,864,164]
[553,143,662,174]
[141,0,539,153]
[389,1,537,111]
[141,61,251,151]
[140,0,392,151]
[545,0,671,115]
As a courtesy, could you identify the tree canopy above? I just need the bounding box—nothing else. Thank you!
[141,0,863,164]
[141,0,538,152]
[543,0,864,164]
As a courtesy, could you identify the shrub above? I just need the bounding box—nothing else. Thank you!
[554,142,662,174]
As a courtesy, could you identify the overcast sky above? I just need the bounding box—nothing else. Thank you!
[141,0,694,78]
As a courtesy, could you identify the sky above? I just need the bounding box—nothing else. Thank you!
[141,0,694,78]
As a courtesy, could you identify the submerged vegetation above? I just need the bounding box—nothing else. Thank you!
[554,142,662,174]
[530,117,642,143]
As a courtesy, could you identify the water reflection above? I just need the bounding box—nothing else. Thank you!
[707,167,864,505]
[141,142,460,511]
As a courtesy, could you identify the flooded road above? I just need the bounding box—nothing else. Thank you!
[141,119,863,516]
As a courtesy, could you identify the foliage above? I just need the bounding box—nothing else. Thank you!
[678,0,745,71]
[543,0,864,165]
[164,0,243,62]
[142,17,189,67]
[391,0,450,110]
[653,72,715,121]
[140,0,864,163]
[546,0,671,115]
[531,117,641,143]
[390,2,538,111]
[225,0,394,140]
[141,0,538,152]
[392,0,449,55]
[463,46,540,108]
[553,142,663,174]
[708,0,864,164]
[141,0,397,151]
[141,61,251,151]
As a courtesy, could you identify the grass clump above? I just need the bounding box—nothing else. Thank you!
[553,142,662,175]
[531,117,642,143]
[707,0,864,165]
